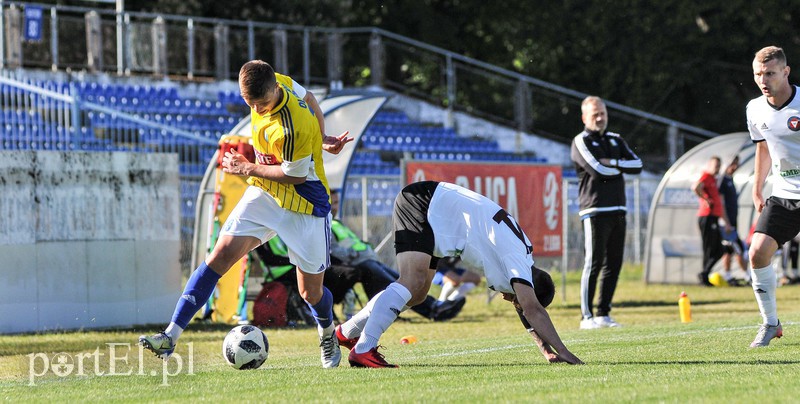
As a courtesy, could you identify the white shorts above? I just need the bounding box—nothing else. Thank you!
[220,186,331,274]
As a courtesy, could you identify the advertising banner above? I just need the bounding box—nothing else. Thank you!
[405,161,562,256]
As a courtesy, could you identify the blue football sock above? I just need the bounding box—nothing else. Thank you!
[307,287,334,328]
[170,262,221,329]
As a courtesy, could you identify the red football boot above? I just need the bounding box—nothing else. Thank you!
[335,325,359,350]
[348,346,398,368]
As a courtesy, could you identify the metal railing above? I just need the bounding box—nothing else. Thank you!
[1,1,717,169]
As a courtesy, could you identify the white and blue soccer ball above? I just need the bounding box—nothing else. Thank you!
[222,325,269,370]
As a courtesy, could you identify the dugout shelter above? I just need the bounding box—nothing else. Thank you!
[644,132,771,284]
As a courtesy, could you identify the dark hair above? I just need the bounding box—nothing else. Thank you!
[532,266,555,308]
[238,60,277,100]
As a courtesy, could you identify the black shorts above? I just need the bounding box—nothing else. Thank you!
[393,181,440,268]
[755,197,800,245]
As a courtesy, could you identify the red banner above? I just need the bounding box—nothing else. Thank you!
[405,161,562,256]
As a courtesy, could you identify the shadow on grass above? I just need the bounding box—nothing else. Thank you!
[559,299,735,310]
[397,358,800,367]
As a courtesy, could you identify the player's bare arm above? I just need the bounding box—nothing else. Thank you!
[511,284,583,365]
[222,149,306,185]
[302,91,354,154]
[752,141,772,212]
[303,91,326,136]
[692,180,710,208]
[504,293,562,363]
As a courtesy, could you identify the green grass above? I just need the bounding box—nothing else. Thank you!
[2,265,799,403]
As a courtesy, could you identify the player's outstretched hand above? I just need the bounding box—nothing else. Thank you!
[555,350,584,365]
[222,149,250,176]
[322,131,353,154]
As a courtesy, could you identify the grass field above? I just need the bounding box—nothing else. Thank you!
[2,265,799,403]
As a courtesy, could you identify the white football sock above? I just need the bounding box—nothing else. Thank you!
[318,323,335,338]
[751,265,778,325]
[165,322,183,343]
[438,282,456,302]
[354,283,411,354]
[448,282,476,301]
[341,290,384,339]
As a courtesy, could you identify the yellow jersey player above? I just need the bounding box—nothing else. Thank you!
[140,60,352,368]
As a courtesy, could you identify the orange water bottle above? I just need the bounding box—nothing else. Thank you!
[400,335,418,344]
[679,291,692,323]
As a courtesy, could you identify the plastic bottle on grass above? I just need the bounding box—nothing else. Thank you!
[679,291,692,323]
[400,335,418,344]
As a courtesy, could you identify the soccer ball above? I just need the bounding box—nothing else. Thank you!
[222,325,269,370]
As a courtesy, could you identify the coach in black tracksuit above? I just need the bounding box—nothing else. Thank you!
[570,96,642,329]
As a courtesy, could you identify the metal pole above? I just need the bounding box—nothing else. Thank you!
[50,6,57,71]
[302,28,310,87]
[667,124,679,165]
[187,19,194,79]
[445,54,455,129]
[633,177,641,264]
[561,178,570,303]
[246,21,254,61]
[361,176,369,241]
[116,0,124,75]
[0,0,5,69]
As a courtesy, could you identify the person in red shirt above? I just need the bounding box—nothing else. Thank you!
[692,156,732,286]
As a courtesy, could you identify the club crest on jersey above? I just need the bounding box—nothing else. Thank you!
[609,138,618,147]
[787,116,800,131]
[255,150,278,165]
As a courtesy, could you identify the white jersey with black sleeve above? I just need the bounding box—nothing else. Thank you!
[747,85,800,200]
[427,182,535,294]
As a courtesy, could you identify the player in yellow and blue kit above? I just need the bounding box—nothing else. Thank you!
[140,60,353,368]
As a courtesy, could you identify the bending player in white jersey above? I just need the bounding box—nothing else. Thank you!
[335,181,583,367]
[744,45,800,347]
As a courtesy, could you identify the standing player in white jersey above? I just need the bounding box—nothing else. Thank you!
[744,45,800,347]
[335,181,583,367]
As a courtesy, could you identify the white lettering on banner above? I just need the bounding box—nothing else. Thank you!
[413,169,427,183]
[454,175,519,219]
[543,172,559,230]
[543,235,561,252]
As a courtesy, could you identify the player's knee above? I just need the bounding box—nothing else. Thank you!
[749,247,772,267]
[299,288,322,305]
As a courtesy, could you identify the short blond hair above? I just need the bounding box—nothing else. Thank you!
[754,46,787,66]
[581,96,604,113]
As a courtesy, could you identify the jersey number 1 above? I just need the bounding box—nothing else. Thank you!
[493,209,533,255]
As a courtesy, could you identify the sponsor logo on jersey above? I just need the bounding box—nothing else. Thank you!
[787,116,800,131]
[780,168,800,178]
[255,150,278,165]
[761,123,769,130]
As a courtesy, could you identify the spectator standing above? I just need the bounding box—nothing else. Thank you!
[693,156,731,286]
[570,96,642,330]
[718,156,749,284]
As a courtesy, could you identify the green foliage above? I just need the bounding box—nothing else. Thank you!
[118,0,800,136]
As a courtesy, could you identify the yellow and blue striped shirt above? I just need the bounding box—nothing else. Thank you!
[247,74,330,217]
